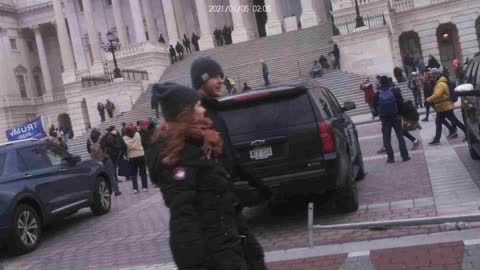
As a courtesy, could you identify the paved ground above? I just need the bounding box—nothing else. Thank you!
[2,114,480,269]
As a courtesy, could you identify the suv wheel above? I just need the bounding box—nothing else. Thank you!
[90,176,111,215]
[333,152,359,213]
[9,204,41,254]
[467,128,480,160]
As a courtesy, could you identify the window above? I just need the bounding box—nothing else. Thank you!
[219,93,316,135]
[34,75,43,96]
[0,153,7,176]
[78,0,84,12]
[27,41,34,52]
[17,147,50,171]
[45,149,64,166]
[16,154,28,172]
[44,144,69,166]
[16,75,27,98]
[322,89,342,116]
[104,0,112,5]
[10,38,17,50]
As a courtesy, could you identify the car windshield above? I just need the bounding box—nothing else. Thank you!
[219,93,316,135]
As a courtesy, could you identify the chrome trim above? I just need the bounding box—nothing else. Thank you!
[250,140,266,147]
[51,199,88,214]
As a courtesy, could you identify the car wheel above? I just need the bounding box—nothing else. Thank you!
[333,152,359,213]
[8,204,41,254]
[90,176,111,215]
[467,128,480,160]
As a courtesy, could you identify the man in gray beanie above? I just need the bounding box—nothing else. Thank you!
[190,56,269,270]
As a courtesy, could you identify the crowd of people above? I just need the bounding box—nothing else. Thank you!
[163,33,200,64]
[360,57,468,163]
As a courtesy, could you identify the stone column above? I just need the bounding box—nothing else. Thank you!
[112,0,129,45]
[300,0,320,29]
[130,0,146,43]
[82,0,103,73]
[142,0,158,41]
[194,0,215,50]
[64,0,87,70]
[265,0,283,36]
[52,0,76,84]
[32,25,53,98]
[229,0,255,43]
[162,0,180,45]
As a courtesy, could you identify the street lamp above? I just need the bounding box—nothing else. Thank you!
[103,31,121,78]
[354,0,366,28]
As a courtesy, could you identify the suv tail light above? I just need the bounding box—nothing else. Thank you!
[317,121,336,154]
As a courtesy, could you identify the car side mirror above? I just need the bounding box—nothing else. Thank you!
[454,84,480,97]
[342,101,356,112]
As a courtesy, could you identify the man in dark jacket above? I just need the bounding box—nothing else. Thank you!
[223,25,232,45]
[87,129,121,195]
[175,41,184,60]
[427,54,441,69]
[104,126,127,184]
[182,34,192,53]
[393,66,405,83]
[372,76,410,163]
[331,44,340,69]
[158,33,165,44]
[186,56,270,270]
[403,53,415,79]
[261,59,270,86]
[191,32,200,51]
[169,45,177,64]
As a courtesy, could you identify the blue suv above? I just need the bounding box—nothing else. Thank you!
[0,139,113,254]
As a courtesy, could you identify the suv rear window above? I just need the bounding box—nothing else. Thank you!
[220,93,316,135]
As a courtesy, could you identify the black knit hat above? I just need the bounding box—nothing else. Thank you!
[190,57,224,90]
[151,82,199,121]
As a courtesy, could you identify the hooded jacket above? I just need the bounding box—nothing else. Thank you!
[123,132,145,159]
[426,76,454,113]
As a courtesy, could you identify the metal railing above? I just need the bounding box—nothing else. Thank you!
[307,202,480,247]
[335,12,386,35]
[122,69,149,81]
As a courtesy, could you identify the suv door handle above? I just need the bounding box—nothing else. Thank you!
[23,174,32,179]
[58,168,67,172]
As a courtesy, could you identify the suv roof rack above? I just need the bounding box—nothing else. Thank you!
[0,138,39,148]
[218,84,307,106]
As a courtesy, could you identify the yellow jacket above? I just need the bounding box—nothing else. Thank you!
[123,132,145,159]
[426,76,454,113]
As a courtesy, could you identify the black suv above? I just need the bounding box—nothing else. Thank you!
[0,139,113,254]
[459,54,480,160]
[218,83,364,213]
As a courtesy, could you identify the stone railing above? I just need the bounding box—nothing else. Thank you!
[390,0,414,12]
[331,0,383,11]
[0,93,66,108]
[105,41,168,60]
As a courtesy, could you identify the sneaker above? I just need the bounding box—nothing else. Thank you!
[133,189,139,194]
[447,132,458,139]
[402,157,411,162]
[428,139,441,145]
[114,191,122,196]
[377,147,386,155]
[412,139,420,150]
[142,188,148,192]
[386,159,395,164]
[421,118,429,122]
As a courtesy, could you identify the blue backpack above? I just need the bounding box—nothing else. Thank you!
[378,88,398,115]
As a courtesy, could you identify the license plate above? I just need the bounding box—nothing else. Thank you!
[249,147,273,160]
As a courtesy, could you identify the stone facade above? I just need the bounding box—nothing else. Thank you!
[331,0,480,77]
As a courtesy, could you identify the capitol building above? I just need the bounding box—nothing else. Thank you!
[0,0,479,143]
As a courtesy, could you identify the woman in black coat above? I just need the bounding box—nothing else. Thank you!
[148,82,266,270]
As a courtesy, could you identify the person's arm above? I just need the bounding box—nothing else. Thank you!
[427,83,448,104]
[86,139,91,154]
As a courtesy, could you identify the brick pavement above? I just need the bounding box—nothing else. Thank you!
[2,118,480,269]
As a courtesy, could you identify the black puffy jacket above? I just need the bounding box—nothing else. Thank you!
[148,138,247,269]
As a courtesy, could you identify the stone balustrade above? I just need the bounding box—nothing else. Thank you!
[105,41,168,61]
[391,0,414,12]
[0,93,66,108]
[331,0,383,11]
